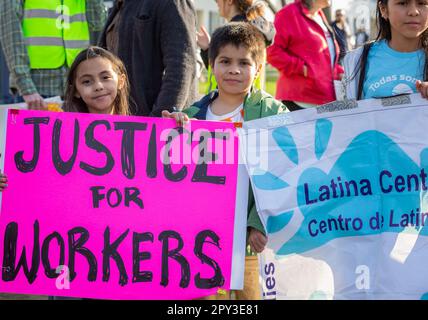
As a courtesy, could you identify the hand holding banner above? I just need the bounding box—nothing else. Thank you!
[0,109,241,300]
[241,94,428,300]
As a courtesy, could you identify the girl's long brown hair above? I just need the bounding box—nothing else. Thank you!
[63,46,130,115]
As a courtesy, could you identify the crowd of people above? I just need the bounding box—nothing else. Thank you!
[1,0,428,300]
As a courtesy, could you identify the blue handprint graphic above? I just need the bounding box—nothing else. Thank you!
[252,119,428,255]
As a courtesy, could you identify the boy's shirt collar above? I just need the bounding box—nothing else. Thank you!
[188,88,261,120]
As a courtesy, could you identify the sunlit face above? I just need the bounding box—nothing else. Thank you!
[212,44,261,97]
[380,0,428,41]
[74,57,124,114]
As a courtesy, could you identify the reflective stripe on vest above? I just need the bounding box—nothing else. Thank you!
[22,0,90,69]
[24,9,86,23]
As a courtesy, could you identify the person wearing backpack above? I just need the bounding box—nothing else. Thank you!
[344,0,428,100]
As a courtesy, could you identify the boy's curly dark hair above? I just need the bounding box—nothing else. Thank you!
[209,22,266,67]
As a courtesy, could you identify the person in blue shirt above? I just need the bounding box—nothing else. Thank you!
[344,0,428,100]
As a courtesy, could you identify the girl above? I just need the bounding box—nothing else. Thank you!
[267,0,344,111]
[1,47,130,194]
[63,46,130,115]
[56,46,130,300]
[344,0,428,100]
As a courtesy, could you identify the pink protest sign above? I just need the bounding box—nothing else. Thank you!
[0,109,239,300]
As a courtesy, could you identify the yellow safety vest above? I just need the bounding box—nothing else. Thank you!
[22,0,90,69]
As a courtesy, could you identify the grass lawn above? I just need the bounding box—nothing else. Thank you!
[265,78,277,97]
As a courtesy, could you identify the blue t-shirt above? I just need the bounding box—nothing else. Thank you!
[363,40,425,99]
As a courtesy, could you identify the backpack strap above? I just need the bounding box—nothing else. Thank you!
[356,42,374,100]
[424,50,428,81]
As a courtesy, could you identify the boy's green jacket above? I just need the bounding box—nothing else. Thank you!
[183,89,286,254]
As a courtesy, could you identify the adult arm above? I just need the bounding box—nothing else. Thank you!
[85,0,107,32]
[197,25,210,69]
[0,0,37,96]
[200,49,209,70]
[150,0,197,116]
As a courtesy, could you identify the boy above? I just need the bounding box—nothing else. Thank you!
[163,22,286,299]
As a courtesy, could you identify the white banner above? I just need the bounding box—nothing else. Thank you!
[240,94,428,300]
